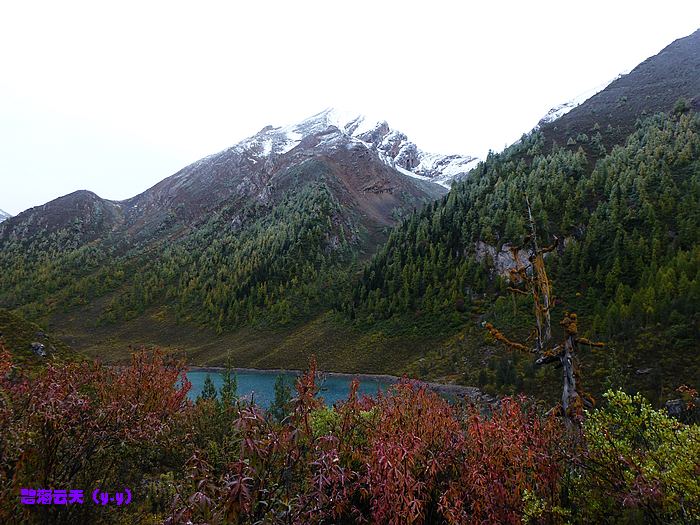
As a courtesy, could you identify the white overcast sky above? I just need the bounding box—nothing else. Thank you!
[1,1,699,215]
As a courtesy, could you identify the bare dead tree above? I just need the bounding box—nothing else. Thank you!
[485,196,604,425]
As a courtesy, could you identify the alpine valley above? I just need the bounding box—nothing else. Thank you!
[1,29,699,407]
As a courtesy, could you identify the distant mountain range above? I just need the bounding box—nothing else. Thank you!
[0,29,698,402]
[0,107,454,364]
[0,109,478,241]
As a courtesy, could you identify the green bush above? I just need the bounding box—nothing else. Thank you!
[574,390,700,524]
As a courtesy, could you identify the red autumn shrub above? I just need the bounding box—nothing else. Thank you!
[4,350,694,524]
[440,398,566,524]
[362,381,463,524]
[6,348,665,525]
[168,358,330,524]
[354,384,565,524]
[167,372,566,525]
[0,349,190,525]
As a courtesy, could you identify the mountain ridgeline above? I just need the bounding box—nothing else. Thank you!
[536,28,700,158]
[0,30,699,403]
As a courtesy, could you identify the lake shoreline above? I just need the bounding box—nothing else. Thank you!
[187,365,496,405]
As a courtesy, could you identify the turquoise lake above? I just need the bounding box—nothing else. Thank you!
[186,369,393,407]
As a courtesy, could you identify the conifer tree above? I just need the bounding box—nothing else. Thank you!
[199,373,217,401]
[219,355,238,406]
[268,374,293,423]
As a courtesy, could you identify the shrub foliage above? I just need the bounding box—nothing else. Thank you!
[1,348,698,524]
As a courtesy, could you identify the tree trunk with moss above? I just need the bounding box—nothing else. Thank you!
[487,196,603,425]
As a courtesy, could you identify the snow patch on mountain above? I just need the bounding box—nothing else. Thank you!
[537,73,628,127]
[414,154,481,187]
[394,165,433,182]
[0,209,11,223]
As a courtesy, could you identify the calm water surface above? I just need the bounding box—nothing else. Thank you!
[186,369,392,407]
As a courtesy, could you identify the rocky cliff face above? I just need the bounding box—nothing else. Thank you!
[474,241,530,277]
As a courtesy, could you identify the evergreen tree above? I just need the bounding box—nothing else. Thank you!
[219,359,238,406]
[268,374,293,423]
[199,374,217,401]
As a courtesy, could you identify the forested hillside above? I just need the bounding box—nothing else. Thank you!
[1,174,365,331]
[353,110,699,402]
[100,178,356,330]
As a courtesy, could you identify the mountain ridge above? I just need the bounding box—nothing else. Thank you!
[536,28,700,156]
[536,73,626,128]
[1,110,450,250]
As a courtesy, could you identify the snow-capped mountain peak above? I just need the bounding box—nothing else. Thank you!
[308,108,382,136]
[237,108,480,188]
[0,209,11,223]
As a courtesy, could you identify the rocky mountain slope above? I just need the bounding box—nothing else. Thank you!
[537,28,700,156]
